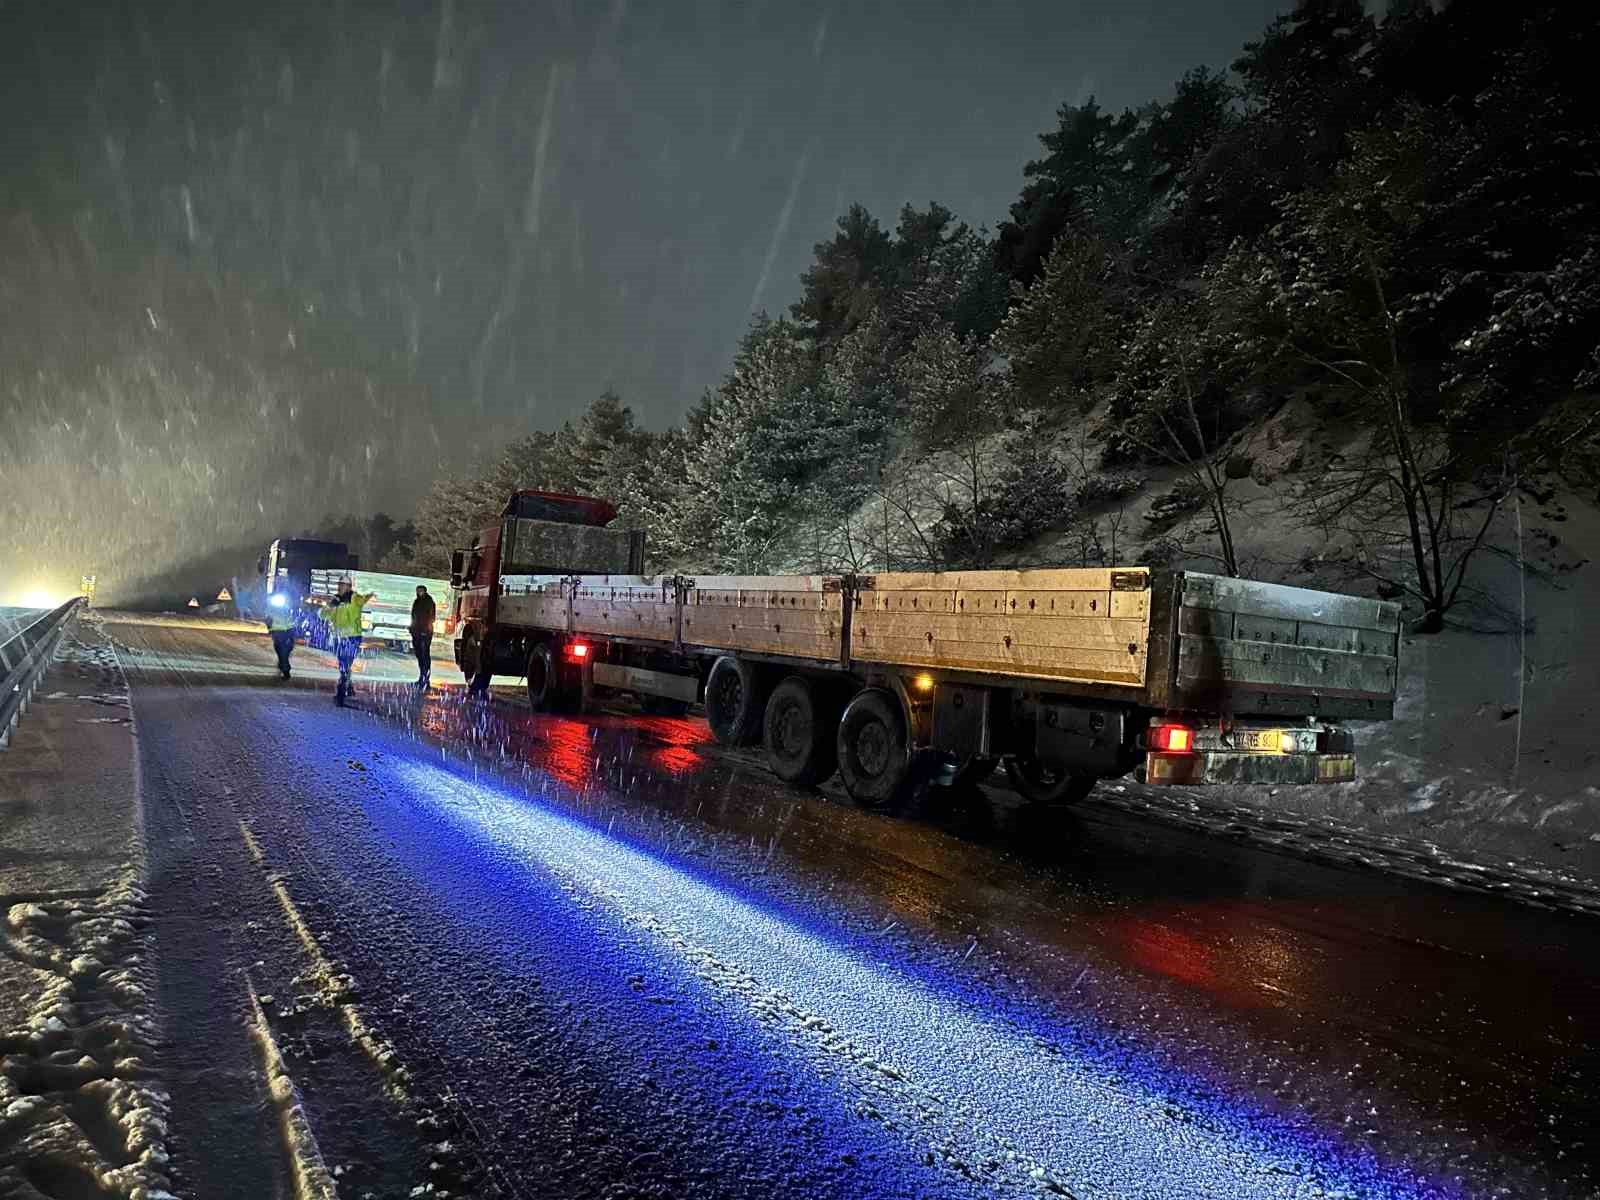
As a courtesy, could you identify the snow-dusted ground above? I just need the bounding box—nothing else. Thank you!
[94,608,453,684]
[7,608,1585,1199]
[0,618,173,1200]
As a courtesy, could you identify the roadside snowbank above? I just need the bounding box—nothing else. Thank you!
[0,618,173,1200]
[1204,493,1600,888]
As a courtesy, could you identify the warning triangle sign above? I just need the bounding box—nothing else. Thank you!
[217,587,233,601]
[187,597,200,608]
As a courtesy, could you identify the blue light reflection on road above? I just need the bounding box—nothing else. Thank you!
[389,757,1450,1200]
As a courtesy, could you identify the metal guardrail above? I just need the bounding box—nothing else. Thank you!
[0,597,85,750]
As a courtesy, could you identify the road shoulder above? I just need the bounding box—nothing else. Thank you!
[0,616,172,1199]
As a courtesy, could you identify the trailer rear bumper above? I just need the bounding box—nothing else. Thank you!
[1142,718,1356,786]
[1146,749,1355,786]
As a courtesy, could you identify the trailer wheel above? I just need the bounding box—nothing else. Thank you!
[763,676,838,786]
[836,689,910,807]
[705,656,766,746]
[1004,757,1095,805]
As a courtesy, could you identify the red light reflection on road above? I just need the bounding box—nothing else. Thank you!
[1111,915,1224,991]
[1098,903,1318,1012]
[637,714,711,776]
[536,717,602,787]
[418,701,718,790]
[648,744,705,775]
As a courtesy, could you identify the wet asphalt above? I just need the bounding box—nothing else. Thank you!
[102,615,1600,1200]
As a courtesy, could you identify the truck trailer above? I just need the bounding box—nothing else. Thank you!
[308,569,450,650]
[259,538,358,601]
[452,491,1401,805]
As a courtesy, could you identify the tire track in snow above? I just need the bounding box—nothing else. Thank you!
[245,978,338,1200]
[236,817,411,1098]
[233,812,500,1200]
[111,620,466,1198]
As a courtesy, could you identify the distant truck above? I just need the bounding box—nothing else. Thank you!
[307,569,450,651]
[451,491,1401,806]
[258,538,359,606]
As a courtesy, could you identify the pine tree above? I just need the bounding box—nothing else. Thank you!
[790,205,895,347]
[996,234,1115,413]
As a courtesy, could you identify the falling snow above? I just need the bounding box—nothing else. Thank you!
[0,2,1284,604]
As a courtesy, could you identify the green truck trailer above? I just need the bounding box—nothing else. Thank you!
[309,569,450,650]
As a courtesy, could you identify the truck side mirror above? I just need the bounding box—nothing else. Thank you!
[257,556,267,576]
[449,550,466,590]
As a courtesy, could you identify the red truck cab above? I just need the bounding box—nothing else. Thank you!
[449,490,638,684]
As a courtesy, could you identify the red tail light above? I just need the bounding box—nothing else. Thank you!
[1151,723,1195,754]
[565,641,591,660]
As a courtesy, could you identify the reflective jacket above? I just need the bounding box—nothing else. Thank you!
[265,605,296,632]
[324,593,372,638]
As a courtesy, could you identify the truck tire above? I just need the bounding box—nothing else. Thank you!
[460,627,493,694]
[1004,757,1095,805]
[763,676,838,786]
[836,689,910,807]
[705,656,765,746]
[527,643,573,712]
[458,627,483,678]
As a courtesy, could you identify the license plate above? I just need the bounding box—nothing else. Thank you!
[1231,728,1287,752]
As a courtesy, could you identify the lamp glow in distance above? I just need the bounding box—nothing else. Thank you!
[10,584,72,609]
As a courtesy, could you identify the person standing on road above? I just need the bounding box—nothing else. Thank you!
[264,593,297,679]
[410,585,436,689]
[323,578,374,706]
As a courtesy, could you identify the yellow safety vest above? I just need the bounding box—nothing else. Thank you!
[324,594,369,638]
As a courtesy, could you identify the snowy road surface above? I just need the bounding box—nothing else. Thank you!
[85,613,1600,1198]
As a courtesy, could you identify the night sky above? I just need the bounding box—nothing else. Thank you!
[0,0,1288,603]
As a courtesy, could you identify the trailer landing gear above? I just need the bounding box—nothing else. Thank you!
[1004,756,1095,805]
[640,695,691,717]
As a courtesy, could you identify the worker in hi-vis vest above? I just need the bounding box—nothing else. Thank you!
[322,578,375,706]
[264,591,297,680]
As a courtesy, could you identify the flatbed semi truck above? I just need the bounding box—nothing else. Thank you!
[453,491,1401,805]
